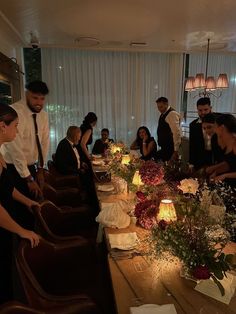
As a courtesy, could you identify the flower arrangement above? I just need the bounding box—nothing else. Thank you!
[108,142,128,156]
[150,179,236,295]
[139,160,164,186]
[108,154,142,188]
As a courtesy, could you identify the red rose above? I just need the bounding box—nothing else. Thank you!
[192,265,211,280]
[136,191,146,202]
[158,219,168,230]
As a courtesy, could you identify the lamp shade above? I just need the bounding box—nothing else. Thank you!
[206,76,216,90]
[157,199,177,222]
[194,73,206,89]
[121,154,130,165]
[132,171,143,186]
[216,74,229,89]
[185,77,195,91]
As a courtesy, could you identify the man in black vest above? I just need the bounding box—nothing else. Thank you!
[156,97,181,162]
[189,97,212,170]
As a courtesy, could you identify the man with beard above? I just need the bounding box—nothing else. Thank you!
[1,81,49,227]
[189,97,212,170]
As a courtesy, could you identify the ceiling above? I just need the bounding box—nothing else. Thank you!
[1,0,236,53]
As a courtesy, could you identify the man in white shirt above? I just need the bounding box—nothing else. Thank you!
[1,80,49,210]
[156,97,182,161]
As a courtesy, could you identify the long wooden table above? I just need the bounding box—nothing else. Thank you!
[94,165,236,314]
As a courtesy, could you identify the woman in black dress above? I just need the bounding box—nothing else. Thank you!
[130,126,158,161]
[0,104,40,303]
[79,112,97,163]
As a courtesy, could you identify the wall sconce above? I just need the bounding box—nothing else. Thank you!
[157,199,177,223]
[121,154,130,165]
[132,170,144,188]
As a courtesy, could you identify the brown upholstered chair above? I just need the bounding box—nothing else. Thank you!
[42,182,88,207]
[47,160,81,188]
[16,239,101,313]
[33,201,97,242]
[0,301,43,314]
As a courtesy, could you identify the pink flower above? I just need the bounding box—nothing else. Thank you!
[136,191,146,202]
[139,161,164,186]
[192,265,211,280]
[138,205,157,230]
[134,200,153,218]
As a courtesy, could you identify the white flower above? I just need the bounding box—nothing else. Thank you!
[178,179,199,195]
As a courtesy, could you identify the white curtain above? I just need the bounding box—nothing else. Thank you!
[187,52,236,118]
[41,48,183,158]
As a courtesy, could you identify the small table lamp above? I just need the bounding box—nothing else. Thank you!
[121,154,130,165]
[132,170,144,189]
[157,199,177,223]
[111,145,121,154]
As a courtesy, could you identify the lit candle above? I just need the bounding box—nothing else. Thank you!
[157,199,177,223]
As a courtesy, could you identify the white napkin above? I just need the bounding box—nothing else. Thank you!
[130,304,177,314]
[194,272,236,304]
[96,205,130,228]
[108,232,138,250]
[97,184,114,192]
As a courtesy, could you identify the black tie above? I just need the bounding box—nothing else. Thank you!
[32,113,44,168]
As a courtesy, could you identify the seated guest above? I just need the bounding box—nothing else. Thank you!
[206,114,236,187]
[92,128,113,155]
[130,126,158,161]
[54,126,87,175]
[201,113,225,166]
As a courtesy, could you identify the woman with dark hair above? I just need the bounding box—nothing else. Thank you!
[206,113,236,186]
[0,104,40,303]
[79,112,97,162]
[130,126,158,161]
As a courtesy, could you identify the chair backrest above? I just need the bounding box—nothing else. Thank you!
[0,301,43,314]
[16,239,57,308]
[16,239,101,313]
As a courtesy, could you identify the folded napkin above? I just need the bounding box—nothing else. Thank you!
[194,272,236,304]
[96,204,130,228]
[108,232,138,250]
[97,184,114,192]
[130,304,177,314]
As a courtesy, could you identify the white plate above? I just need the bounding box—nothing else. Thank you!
[97,185,114,192]
[92,154,102,159]
[92,160,104,166]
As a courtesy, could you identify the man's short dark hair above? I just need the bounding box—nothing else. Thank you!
[197,97,211,107]
[156,97,168,104]
[25,80,49,95]
[202,113,218,124]
[101,128,109,134]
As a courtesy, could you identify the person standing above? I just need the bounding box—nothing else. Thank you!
[156,97,181,162]
[0,104,40,303]
[79,112,97,163]
[189,97,212,170]
[1,80,49,227]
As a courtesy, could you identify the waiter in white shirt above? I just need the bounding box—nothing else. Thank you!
[156,97,182,162]
[1,81,49,227]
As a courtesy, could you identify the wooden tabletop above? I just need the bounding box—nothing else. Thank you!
[95,168,236,314]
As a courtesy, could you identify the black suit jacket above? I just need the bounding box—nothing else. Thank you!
[54,138,80,175]
[189,119,205,169]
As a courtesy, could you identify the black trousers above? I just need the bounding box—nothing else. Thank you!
[6,164,36,230]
